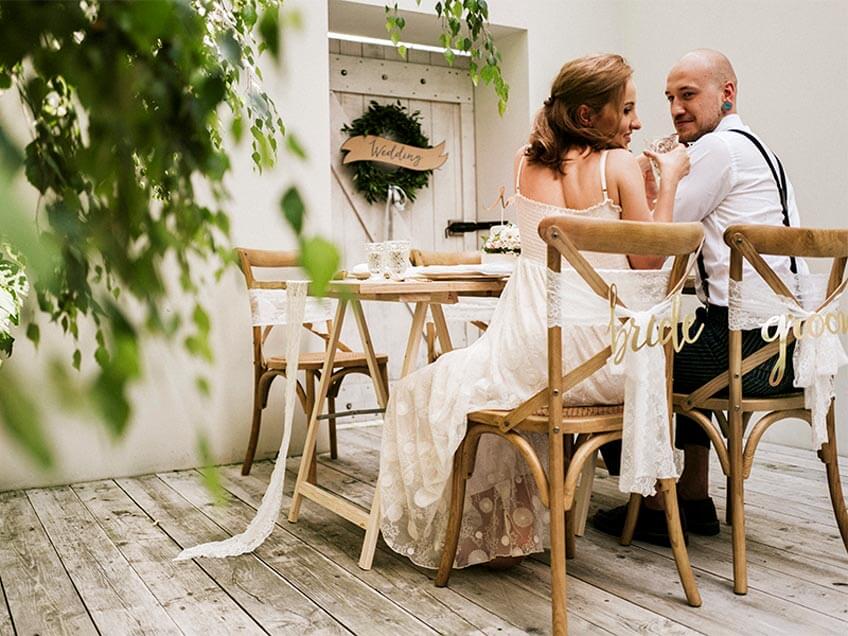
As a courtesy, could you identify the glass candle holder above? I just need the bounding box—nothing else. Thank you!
[384,240,411,280]
[365,242,385,279]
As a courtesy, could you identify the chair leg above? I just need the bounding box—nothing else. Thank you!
[379,362,390,401]
[550,432,568,635]
[620,493,641,546]
[327,394,338,460]
[820,406,848,552]
[242,374,266,476]
[659,479,702,607]
[425,322,438,363]
[435,440,470,587]
[729,416,747,595]
[726,474,733,525]
[564,436,576,560]
[573,448,597,537]
[305,370,318,484]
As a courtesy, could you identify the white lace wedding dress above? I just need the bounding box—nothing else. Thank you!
[379,150,629,569]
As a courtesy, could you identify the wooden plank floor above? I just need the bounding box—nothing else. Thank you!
[1,427,847,635]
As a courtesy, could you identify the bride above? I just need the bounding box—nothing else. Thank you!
[378,53,690,569]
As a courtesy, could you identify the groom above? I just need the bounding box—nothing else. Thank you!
[596,49,801,544]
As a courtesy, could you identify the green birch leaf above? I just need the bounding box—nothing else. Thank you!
[281,187,305,235]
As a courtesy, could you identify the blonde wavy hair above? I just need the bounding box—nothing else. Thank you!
[526,53,632,172]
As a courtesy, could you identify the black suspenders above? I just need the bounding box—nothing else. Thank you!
[698,128,798,301]
[728,129,798,273]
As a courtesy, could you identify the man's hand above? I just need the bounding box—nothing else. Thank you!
[637,152,659,209]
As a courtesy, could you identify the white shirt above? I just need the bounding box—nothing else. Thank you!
[674,114,802,306]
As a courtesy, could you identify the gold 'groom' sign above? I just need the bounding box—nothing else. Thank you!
[341,135,448,171]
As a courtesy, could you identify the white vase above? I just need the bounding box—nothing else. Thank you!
[481,251,519,265]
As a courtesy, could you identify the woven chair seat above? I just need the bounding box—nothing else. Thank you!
[536,403,624,418]
[467,403,624,433]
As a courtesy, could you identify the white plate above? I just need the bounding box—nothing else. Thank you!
[417,271,507,281]
[406,263,514,280]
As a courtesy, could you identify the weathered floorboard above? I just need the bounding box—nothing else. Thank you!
[219,461,528,635]
[159,468,435,635]
[0,490,97,635]
[27,486,181,634]
[269,458,696,635]
[117,474,345,634]
[4,426,848,636]
[0,572,17,636]
[74,479,265,634]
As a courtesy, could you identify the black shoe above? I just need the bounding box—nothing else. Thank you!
[592,503,688,548]
[677,496,720,536]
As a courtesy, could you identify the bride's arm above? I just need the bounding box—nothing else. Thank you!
[608,148,690,269]
[643,145,690,223]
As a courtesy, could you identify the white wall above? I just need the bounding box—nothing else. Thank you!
[0,0,333,490]
[3,0,847,490]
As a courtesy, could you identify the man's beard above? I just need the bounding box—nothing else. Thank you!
[677,111,723,143]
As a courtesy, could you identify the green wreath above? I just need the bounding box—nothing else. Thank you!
[341,101,433,204]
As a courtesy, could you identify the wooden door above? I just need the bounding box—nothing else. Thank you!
[328,39,478,409]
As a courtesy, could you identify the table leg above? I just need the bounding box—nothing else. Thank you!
[401,302,429,378]
[430,303,454,354]
[350,299,395,570]
[351,299,389,409]
[289,299,347,524]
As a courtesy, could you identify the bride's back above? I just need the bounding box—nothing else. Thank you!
[516,149,610,211]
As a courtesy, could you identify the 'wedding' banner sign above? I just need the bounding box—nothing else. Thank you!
[341,135,448,171]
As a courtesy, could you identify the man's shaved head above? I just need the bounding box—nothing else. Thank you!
[666,49,738,142]
[671,49,737,91]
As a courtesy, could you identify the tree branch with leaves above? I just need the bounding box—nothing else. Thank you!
[385,0,509,115]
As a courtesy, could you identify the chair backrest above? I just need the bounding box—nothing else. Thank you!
[725,224,848,300]
[723,224,848,389]
[236,247,299,289]
[499,216,704,430]
[410,249,481,266]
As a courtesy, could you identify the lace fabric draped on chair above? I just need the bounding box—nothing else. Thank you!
[176,281,328,560]
[727,273,848,448]
[546,267,698,496]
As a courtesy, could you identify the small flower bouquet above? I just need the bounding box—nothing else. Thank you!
[481,223,520,264]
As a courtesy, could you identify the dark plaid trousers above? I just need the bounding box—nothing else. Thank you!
[599,304,796,473]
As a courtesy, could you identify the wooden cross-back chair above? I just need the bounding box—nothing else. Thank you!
[409,249,489,363]
[672,224,848,595]
[236,248,389,476]
[434,216,704,635]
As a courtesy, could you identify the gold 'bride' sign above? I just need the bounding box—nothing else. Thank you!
[608,293,704,364]
[340,135,448,171]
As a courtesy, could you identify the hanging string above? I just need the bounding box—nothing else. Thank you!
[383,184,408,241]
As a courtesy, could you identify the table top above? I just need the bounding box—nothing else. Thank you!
[325,277,506,303]
[250,276,507,303]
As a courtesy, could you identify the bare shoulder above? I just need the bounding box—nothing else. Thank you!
[604,148,642,184]
[604,148,640,171]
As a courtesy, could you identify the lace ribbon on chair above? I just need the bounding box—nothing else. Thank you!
[249,288,335,326]
[175,281,330,560]
[728,274,848,449]
[441,297,499,322]
[548,269,689,496]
